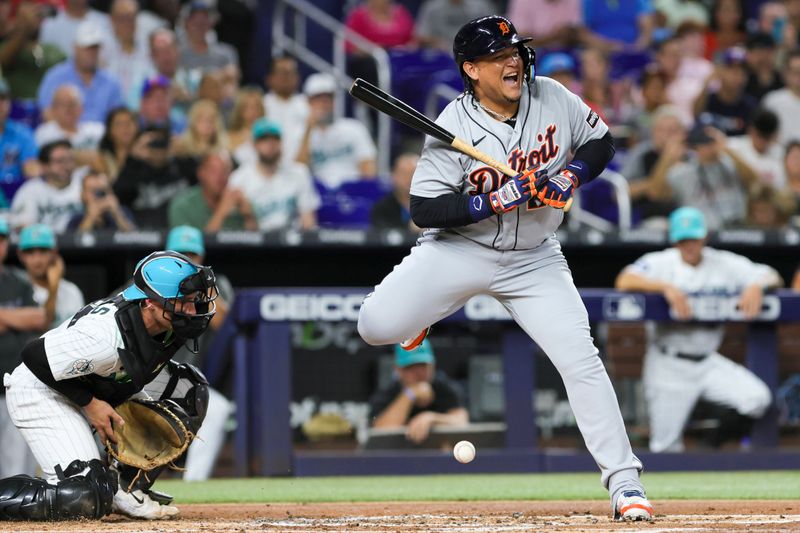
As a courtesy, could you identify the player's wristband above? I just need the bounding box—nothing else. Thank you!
[468,193,494,222]
[403,387,416,402]
[564,160,588,187]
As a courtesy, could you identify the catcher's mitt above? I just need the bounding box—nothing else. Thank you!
[106,399,194,472]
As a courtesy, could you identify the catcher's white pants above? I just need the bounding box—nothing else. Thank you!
[643,347,772,453]
[5,365,100,483]
[358,234,643,498]
[3,363,208,483]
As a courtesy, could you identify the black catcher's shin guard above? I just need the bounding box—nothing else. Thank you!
[0,459,117,521]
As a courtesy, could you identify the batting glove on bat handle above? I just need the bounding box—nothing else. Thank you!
[534,168,579,210]
[469,167,543,221]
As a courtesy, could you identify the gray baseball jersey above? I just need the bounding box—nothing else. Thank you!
[410,76,607,250]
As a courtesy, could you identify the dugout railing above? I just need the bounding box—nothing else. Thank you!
[204,288,800,477]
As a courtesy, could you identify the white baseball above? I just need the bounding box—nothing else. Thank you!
[453,440,476,463]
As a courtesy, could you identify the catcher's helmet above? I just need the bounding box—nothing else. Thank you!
[453,16,535,91]
[122,250,217,339]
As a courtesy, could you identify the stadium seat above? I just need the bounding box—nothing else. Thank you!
[314,178,391,228]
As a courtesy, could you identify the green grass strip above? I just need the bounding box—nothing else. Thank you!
[155,471,800,504]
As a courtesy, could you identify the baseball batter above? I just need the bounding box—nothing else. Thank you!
[358,16,653,521]
[0,251,217,521]
[615,207,777,453]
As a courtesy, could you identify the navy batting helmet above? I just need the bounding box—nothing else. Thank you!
[453,16,535,91]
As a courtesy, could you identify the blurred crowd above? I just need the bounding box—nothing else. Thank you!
[1,0,800,241]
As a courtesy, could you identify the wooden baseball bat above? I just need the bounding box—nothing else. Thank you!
[348,78,573,212]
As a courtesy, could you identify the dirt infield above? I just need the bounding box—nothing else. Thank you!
[2,500,800,532]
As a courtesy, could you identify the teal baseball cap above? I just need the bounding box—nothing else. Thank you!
[669,207,707,243]
[166,225,205,256]
[394,339,435,367]
[0,218,8,236]
[19,224,56,250]
[252,118,282,140]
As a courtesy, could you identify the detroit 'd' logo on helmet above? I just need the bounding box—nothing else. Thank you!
[498,21,511,35]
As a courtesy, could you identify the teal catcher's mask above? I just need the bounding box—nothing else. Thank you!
[122,250,218,340]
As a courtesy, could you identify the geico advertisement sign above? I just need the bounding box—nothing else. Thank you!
[260,294,367,321]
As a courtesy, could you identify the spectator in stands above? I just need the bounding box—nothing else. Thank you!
[621,105,684,224]
[345,0,414,51]
[579,48,614,124]
[615,207,777,452]
[94,107,138,183]
[10,140,85,231]
[659,122,759,229]
[37,21,123,124]
[296,73,377,189]
[728,108,785,189]
[676,21,714,88]
[763,50,800,145]
[369,340,468,444]
[67,170,135,231]
[226,86,265,166]
[0,217,44,479]
[0,1,66,101]
[105,0,152,110]
[163,225,235,481]
[229,118,319,231]
[345,0,415,85]
[263,56,308,163]
[704,0,747,60]
[507,0,581,48]
[217,63,241,121]
[746,182,796,228]
[415,0,494,52]
[783,141,800,207]
[657,35,703,125]
[169,151,256,231]
[17,223,84,330]
[0,78,39,206]
[171,98,227,178]
[178,0,238,74]
[40,0,112,58]
[144,28,192,115]
[371,153,420,232]
[744,32,784,102]
[138,74,186,134]
[694,47,757,137]
[627,66,669,143]
[580,0,656,51]
[757,1,787,43]
[195,70,226,111]
[35,84,105,166]
[779,0,800,51]
[113,125,188,227]
[538,52,578,93]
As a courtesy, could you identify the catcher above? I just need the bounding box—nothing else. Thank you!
[0,250,218,520]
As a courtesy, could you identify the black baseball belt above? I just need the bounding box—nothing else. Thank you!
[657,345,709,362]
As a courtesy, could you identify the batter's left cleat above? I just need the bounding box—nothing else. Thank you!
[400,327,430,351]
[112,489,179,520]
[614,490,654,521]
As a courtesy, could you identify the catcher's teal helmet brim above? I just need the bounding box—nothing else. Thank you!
[122,283,148,301]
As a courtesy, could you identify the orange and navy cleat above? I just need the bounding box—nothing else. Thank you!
[614,490,654,521]
[399,327,431,351]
